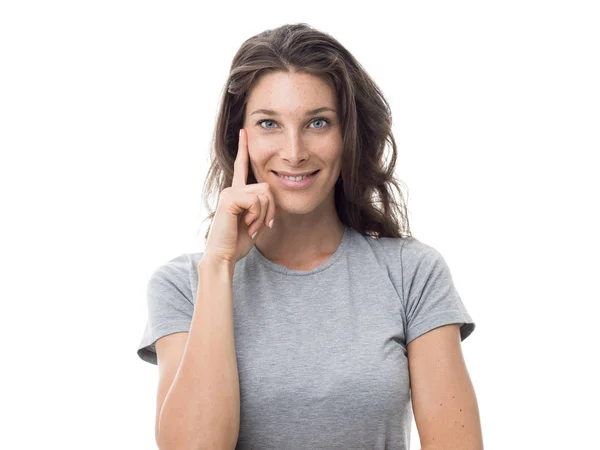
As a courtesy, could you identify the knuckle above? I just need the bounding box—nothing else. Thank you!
[217,191,229,206]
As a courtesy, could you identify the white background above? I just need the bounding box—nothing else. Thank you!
[1,1,598,448]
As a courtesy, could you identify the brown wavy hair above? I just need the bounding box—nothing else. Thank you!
[199,23,412,242]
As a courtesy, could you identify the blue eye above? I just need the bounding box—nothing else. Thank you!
[311,118,329,129]
[258,119,277,130]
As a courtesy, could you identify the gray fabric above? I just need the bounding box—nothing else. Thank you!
[137,225,475,449]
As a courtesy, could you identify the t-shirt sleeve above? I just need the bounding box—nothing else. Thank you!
[137,253,196,365]
[401,238,475,345]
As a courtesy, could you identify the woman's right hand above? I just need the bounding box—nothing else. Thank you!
[202,128,277,266]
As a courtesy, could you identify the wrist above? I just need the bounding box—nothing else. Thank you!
[198,254,235,276]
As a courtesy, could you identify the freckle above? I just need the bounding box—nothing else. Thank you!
[460,409,462,412]
[440,403,443,406]
[462,425,465,428]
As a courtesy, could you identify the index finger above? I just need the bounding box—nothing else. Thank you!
[232,128,248,188]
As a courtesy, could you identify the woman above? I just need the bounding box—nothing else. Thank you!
[138,23,483,450]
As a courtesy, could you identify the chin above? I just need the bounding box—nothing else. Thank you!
[277,195,332,218]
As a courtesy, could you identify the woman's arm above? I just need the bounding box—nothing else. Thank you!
[157,257,240,450]
[408,324,484,450]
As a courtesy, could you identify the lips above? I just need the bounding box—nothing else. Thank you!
[273,169,320,189]
[273,170,319,177]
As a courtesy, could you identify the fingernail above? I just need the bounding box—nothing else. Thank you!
[239,129,242,137]
[268,219,274,229]
[251,231,257,240]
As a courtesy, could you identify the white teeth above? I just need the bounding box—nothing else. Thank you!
[278,173,311,181]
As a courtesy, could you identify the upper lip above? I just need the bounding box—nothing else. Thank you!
[273,170,319,177]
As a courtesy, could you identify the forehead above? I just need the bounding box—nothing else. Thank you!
[245,71,337,114]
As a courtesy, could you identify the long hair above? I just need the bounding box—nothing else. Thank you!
[199,23,412,242]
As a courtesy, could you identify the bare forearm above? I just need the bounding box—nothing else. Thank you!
[420,443,483,450]
[158,257,240,450]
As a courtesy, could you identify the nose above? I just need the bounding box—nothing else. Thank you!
[280,129,309,164]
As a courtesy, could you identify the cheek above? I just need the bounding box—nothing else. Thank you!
[247,149,269,173]
[249,133,282,153]
[319,143,343,165]
[248,135,279,163]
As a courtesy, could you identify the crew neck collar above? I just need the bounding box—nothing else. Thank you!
[249,225,351,276]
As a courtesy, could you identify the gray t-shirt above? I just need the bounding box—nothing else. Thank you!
[137,225,475,449]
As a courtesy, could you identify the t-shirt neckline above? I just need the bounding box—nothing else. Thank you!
[249,225,351,276]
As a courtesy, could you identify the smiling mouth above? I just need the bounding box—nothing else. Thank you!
[272,170,319,177]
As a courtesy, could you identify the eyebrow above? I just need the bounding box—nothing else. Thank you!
[250,107,336,117]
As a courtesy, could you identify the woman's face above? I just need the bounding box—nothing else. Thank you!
[242,70,343,215]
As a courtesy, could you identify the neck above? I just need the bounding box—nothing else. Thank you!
[254,213,345,270]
